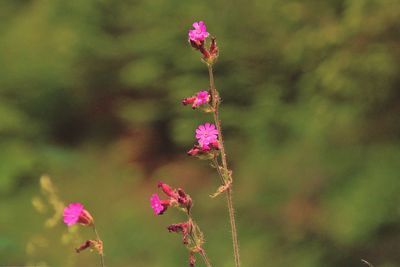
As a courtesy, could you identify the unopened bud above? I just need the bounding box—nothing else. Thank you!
[187,146,201,156]
[182,96,196,106]
[78,209,94,226]
[158,182,178,199]
[177,188,192,211]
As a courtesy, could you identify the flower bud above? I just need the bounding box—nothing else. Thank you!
[187,146,201,156]
[177,188,192,211]
[182,96,196,106]
[158,182,179,199]
[210,140,221,150]
[209,37,219,62]
[78,209,94,225]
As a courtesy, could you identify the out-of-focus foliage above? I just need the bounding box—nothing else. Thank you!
[1,0,399,266]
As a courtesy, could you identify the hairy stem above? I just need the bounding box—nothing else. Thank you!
[93,224,105,267]
[189,233,212,267]
[199,249,212,267]
[212,158,225,184]
[187,216,212,267]
[208,64,241,267]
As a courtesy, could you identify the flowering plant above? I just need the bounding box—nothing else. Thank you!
[151,182,211,267]
[152,20,241,267]
[59,21,241,267]
[63,202,105,266]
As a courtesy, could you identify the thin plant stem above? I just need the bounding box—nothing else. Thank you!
[186,214,212,267]
[188,231,212,267]
[93,224,105,267]
[207,64,241,267]
[212,158,225,184]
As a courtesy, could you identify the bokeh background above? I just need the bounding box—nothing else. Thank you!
[1,0,400,266]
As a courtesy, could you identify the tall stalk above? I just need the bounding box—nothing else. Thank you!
[207,64,241,267]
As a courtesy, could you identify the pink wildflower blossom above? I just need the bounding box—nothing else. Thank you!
[63,202,93,226]
[188,21,209,43]
[182,90,210,109]
[150,194,168,215]
[195,123,218,148]
[193,91,210,107]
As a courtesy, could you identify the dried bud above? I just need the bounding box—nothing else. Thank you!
[167,222,190,245]
[75,240,92,253]
[75,239,103,255]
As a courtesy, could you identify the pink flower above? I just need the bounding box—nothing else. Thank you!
[150,194,169,215]
[188,21,209,43]
[182,90,210,109]
[195,123,218,148]
[63,202,94,226]
[193,91,210,107]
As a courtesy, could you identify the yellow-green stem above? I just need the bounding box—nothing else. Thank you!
[207,64,241,267]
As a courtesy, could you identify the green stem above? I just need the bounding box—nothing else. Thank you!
[187,215,212,267]
[188,232,212,267]
[212,158,225,184]
[93,224,105,267]
[207,64,241,267]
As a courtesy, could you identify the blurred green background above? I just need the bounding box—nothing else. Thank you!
[1,0,399,266]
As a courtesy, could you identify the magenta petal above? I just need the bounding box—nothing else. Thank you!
[150,194,164,215]
[63,202,84,226]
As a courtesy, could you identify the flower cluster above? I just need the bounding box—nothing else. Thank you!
[188,21,218,64]
[188,21,209,44]
[150,182,192,215]
[150,182,205,266]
